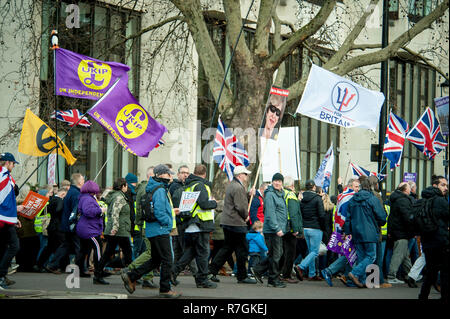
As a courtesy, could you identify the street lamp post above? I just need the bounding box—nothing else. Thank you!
[440,78,449,180]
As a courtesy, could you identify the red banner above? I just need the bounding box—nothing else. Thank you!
[19,191,49,220]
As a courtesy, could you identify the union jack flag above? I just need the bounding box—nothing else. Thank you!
[406,107,448,160]
[213,116,250,181]
[334,186,355,233]
[51,109,91,128]
[383,112,409,170]
[0,166,17,224]
[154,139,165,149]
[350,162,386,181]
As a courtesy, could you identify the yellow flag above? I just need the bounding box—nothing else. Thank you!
[18,109,77,165]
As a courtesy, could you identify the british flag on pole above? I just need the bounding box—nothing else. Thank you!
[213,116,250,181]
[334,186,355,233]
[51,109,92,128]
[350,162,386,181]
[406,107,448,160]
[383,112,409,170]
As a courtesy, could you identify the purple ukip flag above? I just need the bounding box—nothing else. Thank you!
[87,76,167,157]
[326,232,343,254]
[341,236,357,267]
[55,48,130,100]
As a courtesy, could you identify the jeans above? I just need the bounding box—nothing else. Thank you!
[37,230,64,268]
[408,238,419,265]
[253,233,283,283]
[299,228,323,278]
[350,242,377,284]
[388,239,412,280]
[325,255,349,275]
[209,229,249,281]
[375,240,386,284]
[132,234,146,261]
[173,232,210,284]
[408,254,426,281]
[37,233,48,261]
[0,224,20,277]
[128,234,173,293]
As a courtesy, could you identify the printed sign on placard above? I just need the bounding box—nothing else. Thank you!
[403,172,417,183]
[19,191,49,220]
[179,191,200,212]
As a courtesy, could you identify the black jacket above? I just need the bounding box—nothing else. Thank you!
[420,186,449,249]
[183,174,217,232]
[46,195,64,233]
[300,191,325,230]
[387,190,414,240]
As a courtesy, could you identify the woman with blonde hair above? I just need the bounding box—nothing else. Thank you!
[315,186,335,275]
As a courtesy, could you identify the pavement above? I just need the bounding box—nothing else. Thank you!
[0,271,441,300]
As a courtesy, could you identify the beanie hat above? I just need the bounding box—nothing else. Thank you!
[272,173,284,182]
[125,173,138,184]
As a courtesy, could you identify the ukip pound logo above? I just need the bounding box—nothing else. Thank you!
[115,104,148,139]
[331,81,359,113]
[77,60,112,90]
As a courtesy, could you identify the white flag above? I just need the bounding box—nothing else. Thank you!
[296,64,385,132]
[47,153,57,185]
[314,143,334,193]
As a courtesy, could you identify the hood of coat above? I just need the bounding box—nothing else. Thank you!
[264,185,284,198]
[104,190,123,205]
[185,174,212,188]
[301,190,320,203]
[421,186,443,199]
[146,176,168,193]
[351,189,372,202]
[389,189,410,204]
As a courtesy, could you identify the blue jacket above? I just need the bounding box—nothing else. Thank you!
[145,177,173,238]
[246,230,268,254]
[60,185,81,233]
[344,190,386,243]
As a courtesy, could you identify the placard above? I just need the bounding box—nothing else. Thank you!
[19,191,49,220]
[179,191,200,212]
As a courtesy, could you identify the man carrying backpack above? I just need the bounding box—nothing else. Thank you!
[418,175,448,301]
[386,182,415,286]
[171,164,217,288]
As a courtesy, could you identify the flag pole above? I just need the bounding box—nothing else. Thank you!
[247,137,269,212]
[93,143,120,183]
[52,35,60,188]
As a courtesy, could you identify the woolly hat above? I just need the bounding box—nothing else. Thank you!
[272,173,284,182]
[125,173,138,184]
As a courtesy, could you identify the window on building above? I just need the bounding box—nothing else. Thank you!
[389,0,400,20]
[386,57,437,194]
[408,0,436,23]
[198,15,340,193]
[39,1,141,188]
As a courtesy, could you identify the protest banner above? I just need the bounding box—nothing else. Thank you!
[434,96,449,136]
[179,191,201,213]
[19,191,49,220]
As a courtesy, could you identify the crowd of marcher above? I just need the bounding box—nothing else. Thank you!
[0,151,448,300]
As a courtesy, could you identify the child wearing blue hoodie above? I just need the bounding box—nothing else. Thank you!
[246,221,268,276]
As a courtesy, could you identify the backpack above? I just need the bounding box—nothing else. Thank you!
[409,198,438,236]
[68,203,80,233]
[140,185,165,223]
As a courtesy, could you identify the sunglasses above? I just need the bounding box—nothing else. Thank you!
[268,104,281,116]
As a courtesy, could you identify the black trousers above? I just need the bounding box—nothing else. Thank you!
[210,240,235,269]
[280,232,297,278]
[253,233,283,283]
[96,235,132,277]
[47,232,80,270]
[76,236,103,275]
[0,224,20,277]
[128,234,173,293]
[209,229,248,281]
[36,230,65,268]
[16,236,40,272]
[174,232,209,284]
[419,246,449,301]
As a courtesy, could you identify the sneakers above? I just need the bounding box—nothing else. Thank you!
[142,279,159,289]
[0,277,8,290]
[267,280,287,288]
[293,265,304,281]
[159,290,182,298]
[250,267,263,284]
[387,278,405,284]
[196,281,217,288]
[120,271,136,294]
[8,264,19,275]
[93,277,110,285]
[321,269,333,287]
[208,274,220,283]
[347,272,364,288]
[406,276,418,288]
[238,277,257,284]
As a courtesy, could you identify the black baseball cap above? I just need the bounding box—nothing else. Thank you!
[0,152,19,164]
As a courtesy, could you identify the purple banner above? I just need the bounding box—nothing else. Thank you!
[55,48,130,100]
[326,231,343,254]
[434,96,449,136]
[87,76,167,157]
[403,172,417,183]
[341,236,357,267]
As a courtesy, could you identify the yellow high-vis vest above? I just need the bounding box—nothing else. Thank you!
[381,205,390,236]
[34,203,50,233]
[183,183,214,222]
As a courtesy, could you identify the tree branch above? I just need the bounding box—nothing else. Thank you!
[400,46,449,81]
[265,0,336,71]
[324,0,380,68]
[330,0,449,76]
[108,15,185,52]
[350,43,382,51]
[254,0,276,58]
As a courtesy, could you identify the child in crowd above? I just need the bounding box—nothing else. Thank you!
[246,221,268,276]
